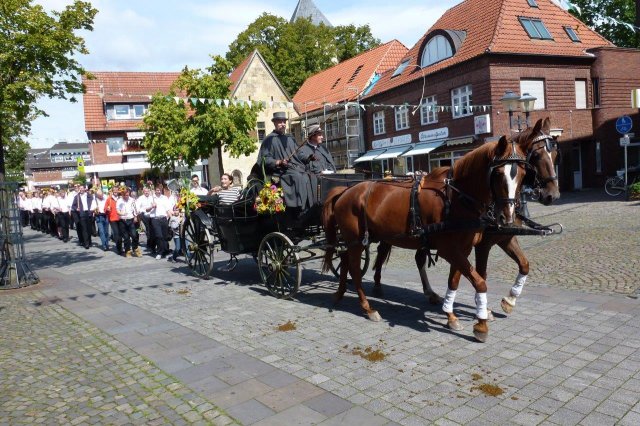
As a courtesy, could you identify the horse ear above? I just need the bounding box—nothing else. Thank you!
[542,117,551,134]
[496,135,509,156]
[531,118,543,135]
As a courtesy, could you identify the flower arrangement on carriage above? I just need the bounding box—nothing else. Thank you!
[176,187,199,213]
[254,183,286,215]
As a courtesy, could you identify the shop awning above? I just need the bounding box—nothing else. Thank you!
[374,146,413,160]
[401,140,446,157]
[447,136,474,146]
[353,149,386,163]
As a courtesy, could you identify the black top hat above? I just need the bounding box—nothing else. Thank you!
[272,111,288,121]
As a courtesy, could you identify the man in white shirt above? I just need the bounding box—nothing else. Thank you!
[189,174,208,196]
[91,190,110,251]
[31,191,43,232]
[55,190,71,242]
[116,188,140,257]
[72,185,94,249]
[42,188,58,237]
[135,187,155,254]
[150,186,172,259]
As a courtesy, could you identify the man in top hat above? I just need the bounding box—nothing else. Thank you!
[298,124,336,204]
[256,112,313,212]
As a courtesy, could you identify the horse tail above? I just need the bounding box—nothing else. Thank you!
[322,186,348,273]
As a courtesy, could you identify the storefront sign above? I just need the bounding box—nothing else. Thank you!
[474,114,491,135]
[419,127,448,142]
[392,134,412,145]
[372,138,391,149]
[62,170,78,179]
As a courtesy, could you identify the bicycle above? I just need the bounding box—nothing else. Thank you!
[605,171,640,196]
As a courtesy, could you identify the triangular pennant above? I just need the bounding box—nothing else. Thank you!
[360,104,366,111]
[216,99,222,106]
[173,97,180,104]
[246,100,252,108]
[190,98,198,105]
[268,101,274,108]
[223,99,229,107]
[199,98,205,104]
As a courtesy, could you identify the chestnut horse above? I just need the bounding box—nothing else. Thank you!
[322,136,528,342]
[370,118,560,318]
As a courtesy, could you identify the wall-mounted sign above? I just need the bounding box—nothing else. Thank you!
[419,127,449,142]
[372,134,412,149]
[474,114,491,135]
[62,170,78,179]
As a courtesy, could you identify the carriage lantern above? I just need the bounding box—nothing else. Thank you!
[500,90,537,131]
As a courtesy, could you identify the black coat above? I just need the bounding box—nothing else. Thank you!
[256,131,313,209]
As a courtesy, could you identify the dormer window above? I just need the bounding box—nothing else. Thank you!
[392,60,410,77]
[519,17,553,40]
[114,105,130,119]
[526,0,538,7]
[421,35,453,67]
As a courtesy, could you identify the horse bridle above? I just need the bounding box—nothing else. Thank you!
[488,141,529,208]
[526,131,560,187]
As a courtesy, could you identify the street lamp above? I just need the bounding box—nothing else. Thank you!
[500,90,537,131]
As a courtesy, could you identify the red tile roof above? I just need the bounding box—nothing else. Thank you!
[364,0,613,98]
[293,40,408,114]
[83,72,181,132]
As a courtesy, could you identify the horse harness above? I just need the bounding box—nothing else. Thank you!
[524,131,560,188]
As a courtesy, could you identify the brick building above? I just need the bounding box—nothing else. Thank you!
[24,143,91,190]
[357,0,640,189]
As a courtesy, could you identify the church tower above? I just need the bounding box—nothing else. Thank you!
[290,0,332,26]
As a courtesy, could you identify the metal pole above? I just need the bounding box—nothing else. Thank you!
[624,143,629,200]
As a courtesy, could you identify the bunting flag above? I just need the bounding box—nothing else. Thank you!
[84,89,494,112]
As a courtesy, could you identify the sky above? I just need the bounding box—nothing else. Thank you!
[28,0,460,148]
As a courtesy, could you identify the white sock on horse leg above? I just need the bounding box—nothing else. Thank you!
[511,273,527,297]
[442,289,457,313]
[475,292,488,320]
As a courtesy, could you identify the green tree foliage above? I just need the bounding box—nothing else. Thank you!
[226,14,381,95]
[0,0,97,178]
[568,0,639,48]
[142,56,261,173]
[3,136,30,175]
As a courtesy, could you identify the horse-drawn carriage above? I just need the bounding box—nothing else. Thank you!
[180,173,371,298]
[180,118,563,342]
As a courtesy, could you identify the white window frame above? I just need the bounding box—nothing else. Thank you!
[114,105,130,119]
[420,35,453,68]
[451,85,472,118]
[520,79,546,110]
[420,95,438,125]
[133,104,146,118]
[575,80,587,109]
[395,106,410,130]
[373,111,385,135]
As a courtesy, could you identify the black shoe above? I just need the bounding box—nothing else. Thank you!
[84,244,90,249]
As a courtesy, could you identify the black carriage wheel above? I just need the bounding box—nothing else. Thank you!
[258,232,301,299]
[329,245,370,278]
[182,213,214,278]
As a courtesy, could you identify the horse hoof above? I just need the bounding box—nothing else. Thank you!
[501,297,515,314]
[428,293,443,305]
[487,310,495,322]
[473,330,489,343]
[368,311,382,322]
[447,319,464,331]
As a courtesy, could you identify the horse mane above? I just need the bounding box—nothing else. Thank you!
[452,141,497,181]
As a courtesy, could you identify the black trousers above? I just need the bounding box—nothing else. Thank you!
[78,214,93,247]
[56,212,70,241]
[139,214,155,252]
[118,219,138,252]
[46,211,57,237]
[109,220,122,253]
[151,216,169,255]
[20,210,29,227]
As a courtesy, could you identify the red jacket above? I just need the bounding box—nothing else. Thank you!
[105,196,120,222]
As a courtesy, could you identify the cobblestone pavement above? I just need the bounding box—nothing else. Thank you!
[384,188,640,296]
[3,188,640,425]
[0,289,236,425]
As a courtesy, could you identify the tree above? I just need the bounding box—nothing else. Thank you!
[0,0,97,180]
[568,0,639,48]
[334,24,381,63]
[142,56,261,174]
[3,137,30,175]
[0,0,96,288]
[226,15,381,95]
